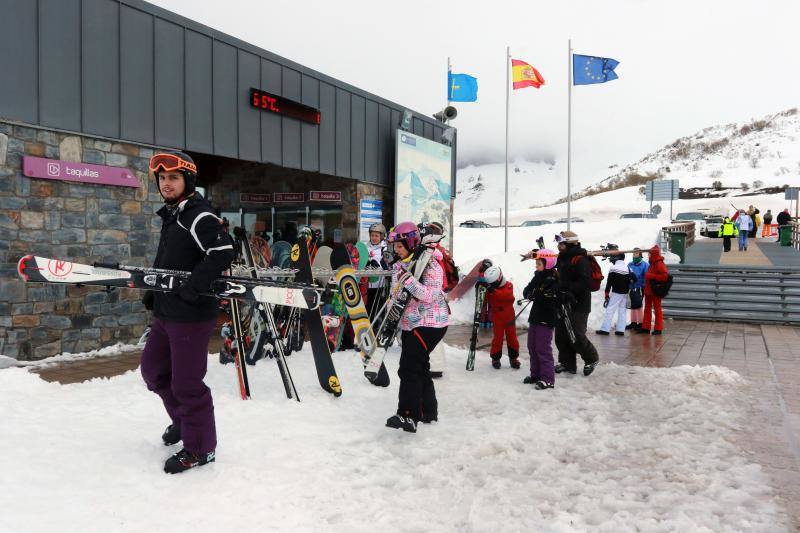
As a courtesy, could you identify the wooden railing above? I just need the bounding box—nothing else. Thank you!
[661,221,696,248]
[790,221,800,251]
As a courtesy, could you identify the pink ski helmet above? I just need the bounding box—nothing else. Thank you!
[388,221,420,252]
[535,248,558,270]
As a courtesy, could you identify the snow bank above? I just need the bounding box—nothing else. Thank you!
[0,345,786,532]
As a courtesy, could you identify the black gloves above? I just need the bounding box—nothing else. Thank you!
[142,291,154,311]
[367,259,381,269]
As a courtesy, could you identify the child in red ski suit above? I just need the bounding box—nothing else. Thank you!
[480,266,520,369]
[637,245,669,335]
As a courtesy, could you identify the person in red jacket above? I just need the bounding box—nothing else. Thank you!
[637,245,669,335]
[480,266,521,369]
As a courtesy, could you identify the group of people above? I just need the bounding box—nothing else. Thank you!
[482,233,670,391]
[718,205,792,252]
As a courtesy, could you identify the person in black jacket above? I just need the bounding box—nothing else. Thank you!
[140,151,235,474]
[596,249,631,336]
[553,231,600,376]
[522,249,560,389]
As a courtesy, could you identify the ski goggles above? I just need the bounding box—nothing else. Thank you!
[387,229,418,243]
[554,234,564,243]
[149,153,196,174]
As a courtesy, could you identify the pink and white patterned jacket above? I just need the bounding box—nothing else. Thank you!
[392,247,450,331]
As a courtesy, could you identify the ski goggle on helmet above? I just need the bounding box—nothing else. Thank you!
[149,153,197,175]
[387,221,420,250]
[535,249,559,269]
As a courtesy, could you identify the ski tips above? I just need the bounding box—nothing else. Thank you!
[17,255,34,281]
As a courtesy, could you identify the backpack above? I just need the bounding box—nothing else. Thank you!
[571,254,604,292]
[437,246,460,292]
[650,275,674,298]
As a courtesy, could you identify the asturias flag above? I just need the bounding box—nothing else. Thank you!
[511,59,545,90]
[572,54,619,85]
[448,72,479,102]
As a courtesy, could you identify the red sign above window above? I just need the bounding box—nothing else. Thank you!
[273,192,305,203]
[250,88,321,125]
[240,193,272,204]
[309,191,342,202]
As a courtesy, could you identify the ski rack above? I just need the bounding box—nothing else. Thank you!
[231,265,395,280]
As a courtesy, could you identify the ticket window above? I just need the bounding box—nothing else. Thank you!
[273,206,308,243]
[309,206,343,246]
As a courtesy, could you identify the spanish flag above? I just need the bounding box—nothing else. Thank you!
[512,59,545,90]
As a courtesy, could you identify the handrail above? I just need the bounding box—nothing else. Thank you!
[791,220,800,251]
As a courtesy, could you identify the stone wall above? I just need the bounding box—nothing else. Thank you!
[0,122,162,360]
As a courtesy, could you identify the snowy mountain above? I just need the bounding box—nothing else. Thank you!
[455,108,800,222]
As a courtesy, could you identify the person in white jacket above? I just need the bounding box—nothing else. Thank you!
[735,209,753,251]
[364,223,389,320]
[596,251,632,336]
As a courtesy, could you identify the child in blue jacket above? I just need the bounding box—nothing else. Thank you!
[626,248,649,330]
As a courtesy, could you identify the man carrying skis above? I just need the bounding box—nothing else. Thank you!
[141,151,234,474]
[553,231,600,376]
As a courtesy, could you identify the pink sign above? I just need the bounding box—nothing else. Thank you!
[309,191,342,202]
[273,192,304,203]
[22,156,140,188]
[240,193,272,203]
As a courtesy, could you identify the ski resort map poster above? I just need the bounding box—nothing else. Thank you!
[395,130,453,249]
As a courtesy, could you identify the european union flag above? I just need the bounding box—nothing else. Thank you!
[573,54,619,85]
[448,72,478,102]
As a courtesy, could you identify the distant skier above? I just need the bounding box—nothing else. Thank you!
[626,248,649,330]
[521,249,560,389]
[480,266,521,370]
[141,151,234,474]
[718,216,738,253]
[596,247,631,336]
[735,209,753,251]
[385,222,449,433]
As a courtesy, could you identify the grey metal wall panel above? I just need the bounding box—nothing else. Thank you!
[81,0,119,138]
[433,126,443,143]
[318,82,335,176]
[185,30,212,152]
[335,88,350,177]
[281,68,301,169]
[377,105,391,186]
[237,50,260,162]
[301,74,319,172]
[39,0,81,130]
[424,122,434,141]
[364,100,378,183]
[412,117,424,136]
[350,95,365,181]
[154,18,185,148]
[212,40,238,158]
[120,5,154,144]
[389,109,401,186]
[0,0,37,123]
[260,59,281,165]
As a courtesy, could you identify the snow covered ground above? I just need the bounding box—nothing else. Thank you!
[0,344,788,532]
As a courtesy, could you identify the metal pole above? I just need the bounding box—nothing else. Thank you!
[504,46,510,252]
[447,56,451,108]
[567,39,573,232]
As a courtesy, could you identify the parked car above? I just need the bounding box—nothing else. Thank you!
[553,217,585,223]
[459,220,492,228]
[704,216,724,237]
[521,220,551,227]
[674,211,708,236]
[619,213,658,219]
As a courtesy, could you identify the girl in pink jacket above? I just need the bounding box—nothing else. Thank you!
[385,222,450,434]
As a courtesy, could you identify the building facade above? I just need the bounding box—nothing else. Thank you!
[0,0,455,359]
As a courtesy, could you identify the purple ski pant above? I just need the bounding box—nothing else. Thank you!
[527,324,555,384]
[141,317,217,454]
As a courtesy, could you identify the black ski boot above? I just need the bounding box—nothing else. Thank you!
[386,413,417,433]
[555,363,576,375]
[162,424,181,446]
[421,411,438,424]
[534,380,554,390]
[523,375,536,384]
[583,361,599,376]
[164,448,215,474]
[491,353,502,369]
[509,349,521,369]
[595,330,610,335]
[615,331,625,336]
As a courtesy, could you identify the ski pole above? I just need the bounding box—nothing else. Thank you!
[513,299,532,322]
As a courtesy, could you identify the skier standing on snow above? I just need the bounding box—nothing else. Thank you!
[363,222,389,320]
[141,152,234,474]
[596,247,632,336]
[626,248,648,330]
[385,222,449,433]
[480,266,521,370]
[553,231,600,376]
[521,249,560,389]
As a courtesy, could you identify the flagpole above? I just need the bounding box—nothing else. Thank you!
[567,39,573,232]
[447,56,451,107]
[504,46,510,252]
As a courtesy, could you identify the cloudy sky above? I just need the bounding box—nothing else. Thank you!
[152,0,800,188]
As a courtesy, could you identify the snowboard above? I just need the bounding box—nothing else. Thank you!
[466,285,487,371]
[291,241,342,397]
[270,240,292,268]
[330,247,390,387]
[446,258,492,302]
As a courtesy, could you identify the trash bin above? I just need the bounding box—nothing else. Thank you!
[669,231,687,264]
[779,225,792,246]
